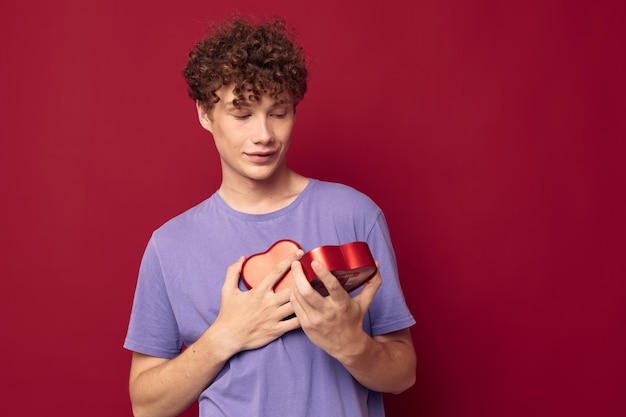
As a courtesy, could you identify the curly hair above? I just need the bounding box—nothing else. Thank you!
[182,17,308,112]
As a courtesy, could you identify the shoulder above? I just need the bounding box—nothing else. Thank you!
[308,179,380,209]
[303,179,384,233]
[151,194,217,241]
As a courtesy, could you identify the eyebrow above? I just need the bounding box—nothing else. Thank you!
[224,101,249,109]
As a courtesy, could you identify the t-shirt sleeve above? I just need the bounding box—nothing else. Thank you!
[365,212,416,336]
[124,236,183,358]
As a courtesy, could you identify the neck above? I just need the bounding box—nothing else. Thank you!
[218,169,308,214]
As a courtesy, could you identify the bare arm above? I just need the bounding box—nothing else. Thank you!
[337,328,415,394]
[290,260,416,393]
[129,328,233,417]
[129,251,303,417]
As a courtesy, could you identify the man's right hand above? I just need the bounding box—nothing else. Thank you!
[129,249,304,417]
[210,249,304,356]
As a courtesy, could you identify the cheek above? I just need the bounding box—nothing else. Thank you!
[211,131,234,155]
[212,124,243,149]
[276,121,295,140]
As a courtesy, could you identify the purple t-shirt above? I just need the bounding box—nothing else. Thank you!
[124,179,415,416]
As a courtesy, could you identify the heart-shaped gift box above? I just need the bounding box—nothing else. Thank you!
[241,240,378,296]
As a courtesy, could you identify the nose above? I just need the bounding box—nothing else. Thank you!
[251,116,274,144]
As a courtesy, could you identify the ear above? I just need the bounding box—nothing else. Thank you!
[196,101,213,132]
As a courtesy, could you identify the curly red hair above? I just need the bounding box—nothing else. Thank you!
[183,17,308,112]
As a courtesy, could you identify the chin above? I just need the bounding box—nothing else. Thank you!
[244,170,279,182]
[247,165,286,181]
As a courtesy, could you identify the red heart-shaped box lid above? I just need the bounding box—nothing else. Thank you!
[241,240,377,295]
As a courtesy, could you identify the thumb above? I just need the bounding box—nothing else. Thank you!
[223,256,245,294]
[353,266,382,310]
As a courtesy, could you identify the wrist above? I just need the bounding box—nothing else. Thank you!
[195,321,240,363]
[333,330,374,367]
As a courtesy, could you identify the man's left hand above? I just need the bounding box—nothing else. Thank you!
[289,259,382,359]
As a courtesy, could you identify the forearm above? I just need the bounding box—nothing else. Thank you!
[290,262,416,393]
[128,255,302,417]
[129,326,235,417]
[335,329,416,394]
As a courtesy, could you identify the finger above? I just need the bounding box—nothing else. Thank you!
[353,263,383,309]
[276,299,297,321]
[291,260,327,301]
[223,256,245,294]
[290,261,319,313]
[272,284,295,306]
[257,249,304,291]
[291,260,313,294]
[276,312,301,333]
[289,284,307,321]
[310,260,345,300]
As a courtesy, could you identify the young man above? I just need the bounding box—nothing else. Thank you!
[124,17,416,417]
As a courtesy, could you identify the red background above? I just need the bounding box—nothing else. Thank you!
[2,1,625,416]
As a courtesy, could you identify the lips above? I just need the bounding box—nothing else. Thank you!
[245,150,276,163]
